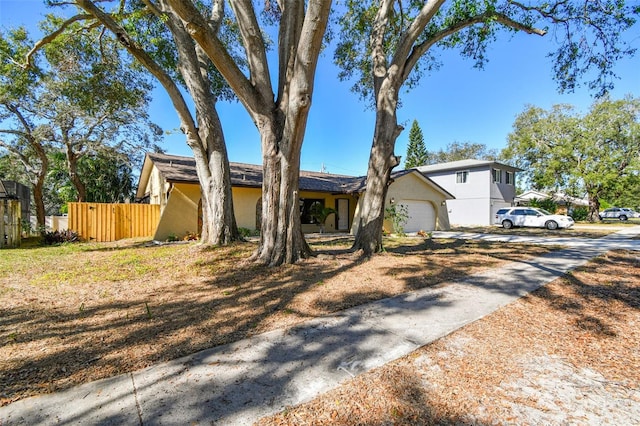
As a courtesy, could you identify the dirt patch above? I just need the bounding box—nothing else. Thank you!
[0,237,554,406]
[256,250,640,425]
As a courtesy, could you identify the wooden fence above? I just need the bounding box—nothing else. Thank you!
[68,202,160,242]
[0,199,21,248]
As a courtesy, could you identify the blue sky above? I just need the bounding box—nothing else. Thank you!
[2,1,639,177]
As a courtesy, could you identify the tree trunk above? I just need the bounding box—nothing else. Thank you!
[588,195,601,222]
[65,146,87,202]
[192,111,238,245]
[32,173,47,232]
[251,121,312,266]
[352,85,403,255]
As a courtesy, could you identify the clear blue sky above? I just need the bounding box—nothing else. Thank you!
[2,1,639,177]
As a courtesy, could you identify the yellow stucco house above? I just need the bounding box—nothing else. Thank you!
[136,153,453,241]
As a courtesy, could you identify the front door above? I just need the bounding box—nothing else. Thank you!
[337,199,349,231]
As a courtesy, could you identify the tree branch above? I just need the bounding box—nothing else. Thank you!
[22,13,94,68]
[402,11,546,82]
[166,0,263,115]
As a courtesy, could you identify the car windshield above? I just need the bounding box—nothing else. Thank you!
[537,208,552,215]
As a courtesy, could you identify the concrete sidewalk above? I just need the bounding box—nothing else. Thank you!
[2,227,639,425]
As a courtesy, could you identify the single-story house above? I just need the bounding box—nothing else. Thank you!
[417,159,522,226]
[515,190,589,214]
[136,153,454,240]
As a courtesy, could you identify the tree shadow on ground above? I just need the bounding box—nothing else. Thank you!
[3,237,617,424]
[522,249,640,338]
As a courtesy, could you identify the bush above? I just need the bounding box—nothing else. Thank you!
[384,204,409,236]
[43,229,80,245]
[529,197,558,213]
[238,227,260,238]
[569,206,589,221]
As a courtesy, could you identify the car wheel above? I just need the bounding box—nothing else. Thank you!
[502,220,513,229]
[619,215,628,221]
[546,220,558,230]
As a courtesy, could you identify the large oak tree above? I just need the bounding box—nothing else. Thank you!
[36,0,241,245]
[503,96,640,221]
[47,1,332,264]
[336,0,638,254]
[163,0,332,265]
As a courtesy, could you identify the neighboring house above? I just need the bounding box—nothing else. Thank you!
[136,153,453,240]
[417,159,522,226]
[515,190,589,214]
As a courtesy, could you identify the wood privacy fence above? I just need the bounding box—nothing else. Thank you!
[1,199,21,248]
[68,202,160,242]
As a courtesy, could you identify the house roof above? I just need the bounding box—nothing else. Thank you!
[390,169,455,199]
[516,190,589,206]
[417,159,523,173]
[137,153,454,199]
[138,153,366,197]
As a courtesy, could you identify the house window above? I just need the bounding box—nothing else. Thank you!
[505,171,513,185]
[492,168,502,183]
[456,171,469,184]
[300,198,324,224]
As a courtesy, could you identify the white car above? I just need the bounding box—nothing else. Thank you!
[494,207,575,230]
[599,207,640,221]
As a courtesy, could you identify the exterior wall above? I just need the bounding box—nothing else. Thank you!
[153,183,201,241]
[427,167,491,199]
[232,186,262,230]
[352,173,451,235]
[386,174,450,232]
[425,166,519,227]
[153,180,359,239]
[298,191,358,234]
[446,198,491,226]
[490,167,517,202]
[144,166,170,211]
[232,187,357,233]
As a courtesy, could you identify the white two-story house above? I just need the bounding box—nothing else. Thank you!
[417,159,522,226]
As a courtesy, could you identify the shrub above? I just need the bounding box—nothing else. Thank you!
[384,204,409,236]
[569,206,589,221]
[529,197,558,213]
[42,229,80,245]
[238,227,259,238]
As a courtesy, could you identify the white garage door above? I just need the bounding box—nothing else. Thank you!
[400,200,436,232]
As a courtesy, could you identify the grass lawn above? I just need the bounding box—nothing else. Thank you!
[0,236,557,406]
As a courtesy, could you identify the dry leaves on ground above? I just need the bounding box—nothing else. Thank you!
[257,249,640,425]
[0,237,554,406]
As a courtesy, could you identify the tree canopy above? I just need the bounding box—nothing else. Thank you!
[428,141,498,165]
[1,22,160,227]
[503,96,640,220]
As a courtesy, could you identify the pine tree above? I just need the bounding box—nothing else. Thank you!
[404,120,429,168]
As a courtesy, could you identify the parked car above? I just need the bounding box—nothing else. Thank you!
[598,207,640,221]
[494,207,575,230]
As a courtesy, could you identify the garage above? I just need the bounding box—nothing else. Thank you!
[400,200,436,232]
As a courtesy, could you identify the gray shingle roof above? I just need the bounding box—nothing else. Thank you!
[146,152,366,194]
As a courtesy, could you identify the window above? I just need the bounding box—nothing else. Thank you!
[505,171,513,185]
[456,170,469,184]
[300,198,324,224]
[492,168,502,183]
